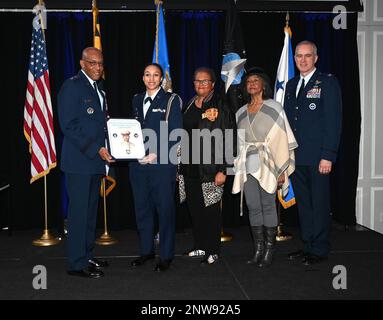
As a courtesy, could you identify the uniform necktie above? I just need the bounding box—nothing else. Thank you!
[144,97,153,105]
[143,97,153,119]
[297,78,305,99]
[93,82,102,109]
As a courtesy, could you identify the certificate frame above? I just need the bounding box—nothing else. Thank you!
[106,118,145,160]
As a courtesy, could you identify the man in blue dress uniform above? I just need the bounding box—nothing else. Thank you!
[130,63,183,272]
[58,47,114,278]
[284,41,342,265]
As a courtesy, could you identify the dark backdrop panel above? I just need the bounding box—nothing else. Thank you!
[167,12,225,102]
[0,10,360,231]
[1,13,63,230]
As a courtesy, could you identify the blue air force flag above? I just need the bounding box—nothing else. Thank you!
[152,1,172,92]
[274,26,294,105]
[274,25,296,209]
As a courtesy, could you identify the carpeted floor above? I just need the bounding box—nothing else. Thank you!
[1,224,383,300]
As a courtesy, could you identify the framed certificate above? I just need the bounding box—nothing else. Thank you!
[106,118,145,160]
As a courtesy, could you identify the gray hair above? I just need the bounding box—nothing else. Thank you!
[295,40,318,56]
[82,47,102,60]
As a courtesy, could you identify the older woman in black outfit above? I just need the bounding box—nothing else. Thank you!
[180,67,236,265]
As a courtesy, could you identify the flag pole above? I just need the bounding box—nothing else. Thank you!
[276,12,293,242]
[286,11,290,27]
[31,1,60,246]
[96,178,118,245]
[91,0,117,245]
[220,200,233,242]
[32,176,60,246]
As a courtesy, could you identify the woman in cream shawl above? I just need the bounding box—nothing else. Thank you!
[232,68,297,267]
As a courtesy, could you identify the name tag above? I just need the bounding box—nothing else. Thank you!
[152,108,166,113]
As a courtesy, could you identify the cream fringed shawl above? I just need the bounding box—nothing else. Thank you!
[232,99,298,213]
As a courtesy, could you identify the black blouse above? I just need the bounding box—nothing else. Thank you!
[182,102,202,178]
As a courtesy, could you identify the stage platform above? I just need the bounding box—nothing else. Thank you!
[1,224,382,300]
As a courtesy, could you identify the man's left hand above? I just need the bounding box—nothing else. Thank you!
[99,147,115,163]
[319,159,332,175]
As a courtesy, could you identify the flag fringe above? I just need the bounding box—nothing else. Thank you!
[30,162,57,184]
[278,189,296,209]
[24,129,32,153]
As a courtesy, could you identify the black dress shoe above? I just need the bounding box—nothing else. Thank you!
[89,258,109,270]
[154,259,171,272]
[67,266,104,279]
[131,254,155,267]
[287,250,307,260]
[302,254,328,266]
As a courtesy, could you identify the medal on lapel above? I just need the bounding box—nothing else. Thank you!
[87,107,95,114]
[202,107,219,122]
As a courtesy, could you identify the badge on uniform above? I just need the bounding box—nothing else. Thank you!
[202,107,219,122]
[306,87,321,99]
[87,107,95,114]
[152,108,165,113]
[309,103,316,110]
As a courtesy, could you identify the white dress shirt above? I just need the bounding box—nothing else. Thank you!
[82,70,104,110]
[296,68,316,98]
[143,88,160,119]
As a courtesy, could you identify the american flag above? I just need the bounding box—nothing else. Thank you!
[24,15,56,183]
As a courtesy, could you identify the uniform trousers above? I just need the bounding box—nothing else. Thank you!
[65,173,102,271]
[292,165,331,257]
[130,164,177,260]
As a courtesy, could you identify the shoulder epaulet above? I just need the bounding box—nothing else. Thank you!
[318,72,333,78]
[165,93,181,122]
[165,91,177,97]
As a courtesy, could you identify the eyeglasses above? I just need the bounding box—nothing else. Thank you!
[246,79,261,85]
[193,79,213,86]
[83,59,104,67]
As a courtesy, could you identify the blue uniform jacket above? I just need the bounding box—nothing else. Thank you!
[131,88,183,167]
[284,70,342,166]
[57,71,106,174]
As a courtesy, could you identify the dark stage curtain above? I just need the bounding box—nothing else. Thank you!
[0,10,360,231]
